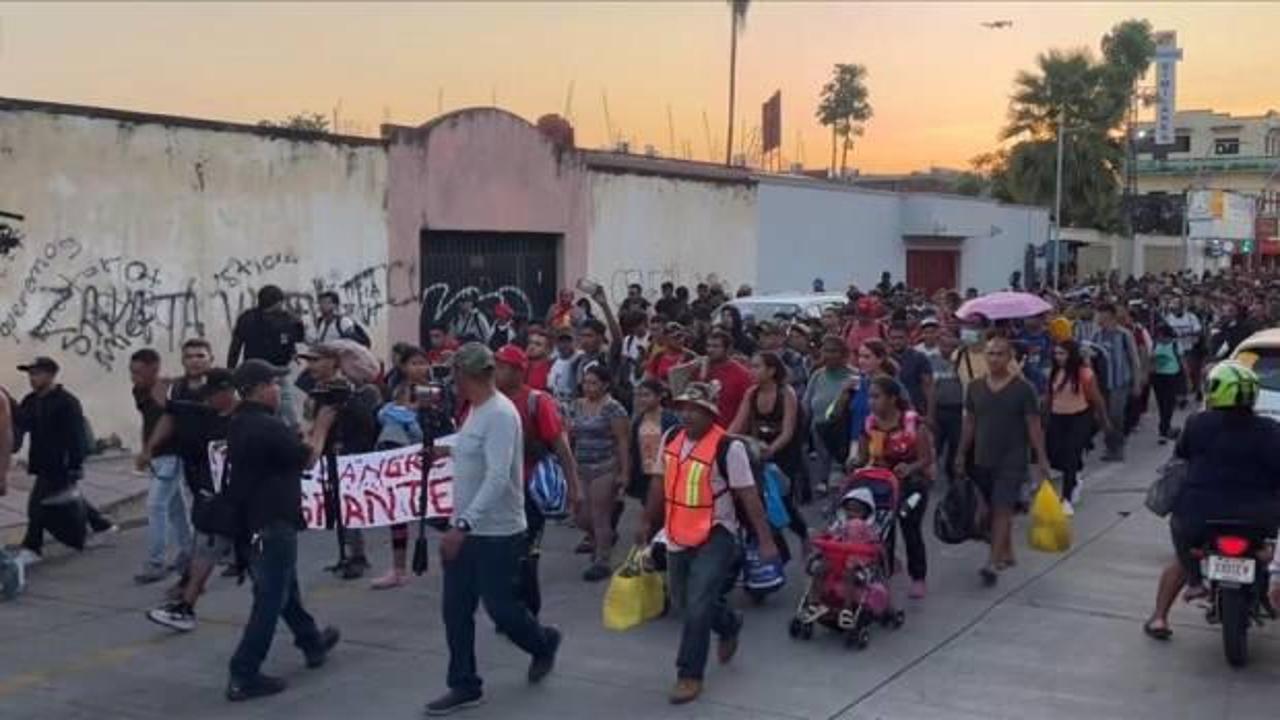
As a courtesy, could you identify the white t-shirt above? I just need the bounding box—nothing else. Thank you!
[1165,311,1202,355]
[548,352,581,405]
[660,434,755,552]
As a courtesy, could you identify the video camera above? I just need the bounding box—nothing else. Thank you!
[307,378,354,408]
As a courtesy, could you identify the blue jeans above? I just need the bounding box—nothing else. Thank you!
[667,526,741,681]
[443,533,554,693]
[145,456,192,570]
[229,523,324,682]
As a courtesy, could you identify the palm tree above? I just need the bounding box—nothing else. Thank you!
[724,0,750,165]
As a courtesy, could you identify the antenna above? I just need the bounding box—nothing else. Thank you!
[602,91,615,147]
[702,110,714,162]
[333,98,343,133]
[667,105,676,156]
[563,80,575,122]
[437,87,444,114]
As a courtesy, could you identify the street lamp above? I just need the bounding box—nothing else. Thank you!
[1050,109,1088,292]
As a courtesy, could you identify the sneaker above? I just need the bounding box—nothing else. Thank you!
[909,580,927,600]
[424,688,484,716]
[339,557,367,581]
[1062,500,1075,517]
[979,567,999,588]
[304,626,341,668]
[226,674,287,702]
[669,678,703,705]
[134,564,170,585]
[370,570,408,590]
[582,563,611,583]
[1070,479,1083,505]
[84,524,120,548]
[1158,436,1168,446]
[716,628,739,664]
[147,602,197,633]
[527,627,561,683]
[573,536,594,555]
[14,548,42,568]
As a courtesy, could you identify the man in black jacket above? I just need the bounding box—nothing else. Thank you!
[227,285,305,428]
[13,357,115,567]
[224,359,339,702]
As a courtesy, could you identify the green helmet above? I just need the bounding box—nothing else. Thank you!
[1205,361,1260,410]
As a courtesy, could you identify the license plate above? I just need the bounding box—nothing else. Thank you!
[1203,555,1255,584]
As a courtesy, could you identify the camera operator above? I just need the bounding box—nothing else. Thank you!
[224,359,340,702]
[298,343,382,579]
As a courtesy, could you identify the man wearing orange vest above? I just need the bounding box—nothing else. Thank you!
[636,382,778,705]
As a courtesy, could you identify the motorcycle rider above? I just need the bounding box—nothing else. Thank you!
[1144,361,1280,640]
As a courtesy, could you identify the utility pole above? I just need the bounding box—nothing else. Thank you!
[1052,106,1065,292]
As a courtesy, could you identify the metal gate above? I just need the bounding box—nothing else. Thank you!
[418,230,559,339]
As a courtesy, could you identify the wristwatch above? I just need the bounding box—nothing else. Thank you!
[452,518,472,533]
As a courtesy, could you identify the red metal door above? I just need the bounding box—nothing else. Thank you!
[906,249,958,294]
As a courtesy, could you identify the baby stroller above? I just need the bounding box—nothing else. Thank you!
[788,467,905,649]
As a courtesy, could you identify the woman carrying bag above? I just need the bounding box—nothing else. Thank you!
[1046,339,1109,516]
[730,352,809,554]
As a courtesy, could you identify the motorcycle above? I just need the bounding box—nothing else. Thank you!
[1196,520,1275,668]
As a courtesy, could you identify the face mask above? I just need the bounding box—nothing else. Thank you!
[960,328,981,345]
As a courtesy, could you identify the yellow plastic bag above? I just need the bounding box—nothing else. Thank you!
[1027,478,1072,553]
[602,547,666,631]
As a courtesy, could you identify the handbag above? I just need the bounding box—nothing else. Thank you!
[191,446,239,538]
[761,463,792,530]
[1145,457,1187,518]
[602,546,665,631]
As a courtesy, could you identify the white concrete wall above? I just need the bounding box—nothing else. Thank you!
[756,180,902,294]
[0,107,391,449]
[585,172,758,303]
[902,194,1049,292]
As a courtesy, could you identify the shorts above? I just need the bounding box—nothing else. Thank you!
[972,465,1028,511]
[190,531,233,564]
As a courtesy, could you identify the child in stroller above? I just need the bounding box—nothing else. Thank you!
[788,467,905,649]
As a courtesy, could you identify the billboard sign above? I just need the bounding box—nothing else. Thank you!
[1188,189,1256,242]
[1153,31,1182,146]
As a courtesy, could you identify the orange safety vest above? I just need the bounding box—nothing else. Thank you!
[663,426,727,547]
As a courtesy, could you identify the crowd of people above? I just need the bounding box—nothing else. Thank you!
[5,265,1280,710]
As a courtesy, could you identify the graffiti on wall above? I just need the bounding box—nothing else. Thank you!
[419,282,533,330]
[0,226,419,371]
[0,210,22,260]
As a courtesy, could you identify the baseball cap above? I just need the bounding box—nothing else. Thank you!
[673,382,719,417]
[297,343,341,361]
[232,359,289,392]
[493,302,515,321]
[919,316,940,329]
[452,342,496,375]
[199,368,236,398]
[494,344,528,371]
[17,356,59,374]
[664,321,688,337]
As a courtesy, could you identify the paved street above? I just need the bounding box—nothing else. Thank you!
[3,418,1277,720]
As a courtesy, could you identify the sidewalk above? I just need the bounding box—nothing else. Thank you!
[1,453,149,546]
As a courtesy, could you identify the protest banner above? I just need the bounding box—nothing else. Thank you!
[208,436,456,530]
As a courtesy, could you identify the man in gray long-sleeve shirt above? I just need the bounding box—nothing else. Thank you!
[425,343,561,716]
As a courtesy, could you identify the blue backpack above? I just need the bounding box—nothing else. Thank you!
[526,391,569,518]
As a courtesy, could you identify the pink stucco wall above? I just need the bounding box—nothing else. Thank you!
[384,108,589,342]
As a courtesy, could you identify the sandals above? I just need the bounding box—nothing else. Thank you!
[1143,619,1172,641]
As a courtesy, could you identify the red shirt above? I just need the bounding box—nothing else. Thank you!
[508,385,564,479]
[648,350,687,382]
[426,338,460,367]
[526,358,552,391]
[845,321,884,351]
[700,359,752,426]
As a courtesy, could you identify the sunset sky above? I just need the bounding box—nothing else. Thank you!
[2,2,1277,173]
